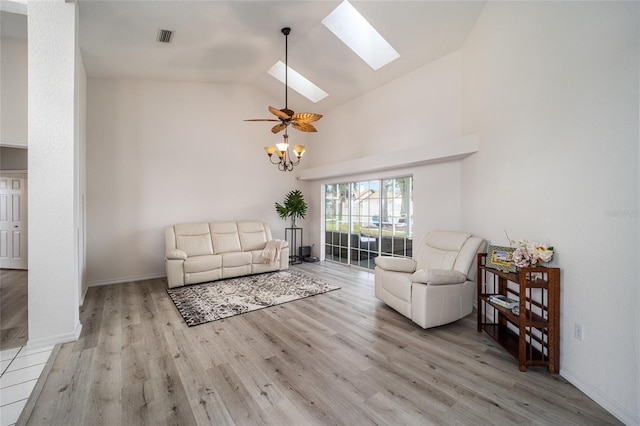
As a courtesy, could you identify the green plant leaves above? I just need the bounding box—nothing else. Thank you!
[275,202,289,220]
[275,189,307,227]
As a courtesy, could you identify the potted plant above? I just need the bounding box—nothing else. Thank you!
[275,189,308,228]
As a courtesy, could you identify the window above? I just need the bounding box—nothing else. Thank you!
[322,0,400,70]
[324,183,350,264]
[324,176,413,270]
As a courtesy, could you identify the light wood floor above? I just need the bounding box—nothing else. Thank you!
[0,269,28,350]
[20,262,620,425]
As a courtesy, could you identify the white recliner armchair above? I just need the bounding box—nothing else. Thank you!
[374,230,486,329]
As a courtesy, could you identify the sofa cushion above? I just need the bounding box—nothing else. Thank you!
[174,223,214,257]
[249,249,266,264]
[221,252,252,278]
[411,269,467,285]
[210,222,242,254]
[221,251,252,267]
[184,255,222,274]
[250,249,281,274]
[238,222,270,251]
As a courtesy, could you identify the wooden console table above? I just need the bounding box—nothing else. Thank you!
[477,253,560,373]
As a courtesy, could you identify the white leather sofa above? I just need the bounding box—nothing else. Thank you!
[374,230,486,329]
[164,221,289,288]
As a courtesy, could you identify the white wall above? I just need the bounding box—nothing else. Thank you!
[302,51,466,251]
[1,35,27,147]
[28,0,83,348]
[77,12,88,304]
[460,2,639,424]
[86,52,465,281]
[304,51,463,169]
[86,78,301,285]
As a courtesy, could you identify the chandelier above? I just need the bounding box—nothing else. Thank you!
[246,27,323,172]
[264,130,306,172]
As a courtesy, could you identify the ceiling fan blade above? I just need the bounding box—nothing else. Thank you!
[292,112,323,123]
[269,106,292,120]
[291,121,317,132]
[271,123,288,134]
[244,118,280,122]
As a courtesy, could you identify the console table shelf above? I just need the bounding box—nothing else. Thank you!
[477,253,560,373]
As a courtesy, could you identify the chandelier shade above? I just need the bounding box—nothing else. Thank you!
[264,131,305,172]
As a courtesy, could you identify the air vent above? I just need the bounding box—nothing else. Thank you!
[156,29,174,44]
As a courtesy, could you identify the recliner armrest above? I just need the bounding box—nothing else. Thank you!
[411,269,467,285]
[166,249,187,260]
[374,256,417,273]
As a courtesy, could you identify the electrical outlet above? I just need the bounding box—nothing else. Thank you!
[574,323,584,341]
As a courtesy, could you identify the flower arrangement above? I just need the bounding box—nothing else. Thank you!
[511,239,554,268]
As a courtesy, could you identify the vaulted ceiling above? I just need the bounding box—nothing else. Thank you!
[3,1,487,113]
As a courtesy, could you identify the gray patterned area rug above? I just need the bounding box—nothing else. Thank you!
[167,270,340,327]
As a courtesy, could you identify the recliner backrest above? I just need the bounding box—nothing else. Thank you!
[415,231,471,271]
[209,222,242,254]
[414,230,484,280]
[237,222,272,251]
[170,223,214,257]
[454,236,486,281]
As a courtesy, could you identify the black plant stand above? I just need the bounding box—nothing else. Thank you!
[285,227,303,265]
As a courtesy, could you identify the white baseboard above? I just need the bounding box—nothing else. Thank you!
[25,322,82,351]
[80,285,87,307]
[561,368,639,425]
[0,138,27,148]
[88,273,166,287]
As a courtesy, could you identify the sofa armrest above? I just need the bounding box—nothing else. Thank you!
[411,269,467,286]
[374,256,417,273]
[166,249,187,260]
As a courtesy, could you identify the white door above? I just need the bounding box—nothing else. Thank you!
[0,176,28,269]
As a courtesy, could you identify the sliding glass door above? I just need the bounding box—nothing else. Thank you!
[325,183,350,264]
[325,176,413,270]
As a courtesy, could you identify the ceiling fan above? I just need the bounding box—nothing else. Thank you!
[245,27,323,134]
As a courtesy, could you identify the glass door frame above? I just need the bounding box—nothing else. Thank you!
[322,176,413,270]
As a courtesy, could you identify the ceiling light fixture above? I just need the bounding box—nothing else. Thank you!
[264,129,306,172]
[245,27,323,172]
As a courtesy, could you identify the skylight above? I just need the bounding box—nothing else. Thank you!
[322,0,400,70]
[268,61,329,103]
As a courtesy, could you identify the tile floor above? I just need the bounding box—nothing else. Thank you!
[0,346,53,426]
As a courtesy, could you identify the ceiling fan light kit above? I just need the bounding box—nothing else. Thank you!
[246,27,322,172]
[263,131,306,172]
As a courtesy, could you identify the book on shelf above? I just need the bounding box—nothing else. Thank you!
[488,295,518,309]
